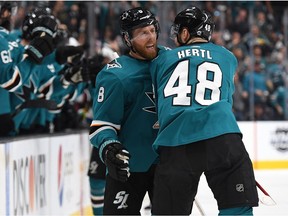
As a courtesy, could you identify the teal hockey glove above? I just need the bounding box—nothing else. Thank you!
[102,142,131,182]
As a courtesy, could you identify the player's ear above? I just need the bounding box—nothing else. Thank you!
[124,34,132,47]
[181,28,190,43]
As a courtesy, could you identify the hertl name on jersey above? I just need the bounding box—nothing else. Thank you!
[177,48,212,60]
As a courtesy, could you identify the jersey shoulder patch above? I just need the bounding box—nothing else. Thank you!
[106,59,122,69]
[158,45,171,51]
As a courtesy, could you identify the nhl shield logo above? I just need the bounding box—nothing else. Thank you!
[236,184,244,192]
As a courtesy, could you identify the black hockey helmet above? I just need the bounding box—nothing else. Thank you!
[170,6,215,42]
[22,7,56,40]
[120,7,160,47]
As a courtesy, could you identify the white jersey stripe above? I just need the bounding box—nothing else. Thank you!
[91,120,121,130]
[89,126,117,140]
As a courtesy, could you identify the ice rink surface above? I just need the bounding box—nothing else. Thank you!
[141,169,288,215]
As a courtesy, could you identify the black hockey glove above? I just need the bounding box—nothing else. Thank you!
[30,15,58,38]
[25,14,58,64]
[26,33,55,64]
[63,64,90,85]
[86,53,106,88]
[101,142,131,182]
[55,45,84,65]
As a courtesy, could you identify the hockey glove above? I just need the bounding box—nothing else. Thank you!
[86,53,106,88]
[102,142,131,182]
[26,33,55,64]
[55,45,84,65]
[63,64,90,85]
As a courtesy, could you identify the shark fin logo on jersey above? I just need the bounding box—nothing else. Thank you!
[15,78,36,102]
[143,92,159,129]
[107,59,122,69]
[143,92,156,114]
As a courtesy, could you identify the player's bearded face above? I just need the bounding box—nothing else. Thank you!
[131,25,158,60]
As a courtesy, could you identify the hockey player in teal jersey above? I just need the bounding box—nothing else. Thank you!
[0,6,86,134]
[0,7,57,91]
[0,2,17,136]
[89,7,159,215]
[0,3,57,135]
[150,6,259,215]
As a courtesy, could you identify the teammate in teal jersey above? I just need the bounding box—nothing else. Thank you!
[0,6,57,91]
[0,3,56,135]
[0,6,86,135]
[89,7,159,214]
[150,6,259,215]
[0,2,17,136]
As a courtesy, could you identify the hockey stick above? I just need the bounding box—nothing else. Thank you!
[12,99,58,117]
[194,197,205,216]
[256,180,276,206]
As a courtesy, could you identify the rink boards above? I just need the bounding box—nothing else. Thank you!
[1,121,288,215]
[0,131,91,216]
[239,121,288,169]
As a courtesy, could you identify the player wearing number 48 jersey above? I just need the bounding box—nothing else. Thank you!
[151,34,240,147]
[150,6,258,215]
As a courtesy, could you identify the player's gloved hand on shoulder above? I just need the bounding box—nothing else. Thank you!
[55,45,84,65]
[25,15,58,64]
[101,142,131,182]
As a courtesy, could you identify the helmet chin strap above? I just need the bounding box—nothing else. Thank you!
[124,33,137,53]
[130,44,137,53]
[128,44,138,54]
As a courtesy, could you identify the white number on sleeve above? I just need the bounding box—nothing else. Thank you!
[1,50,12,64]
[97,86,105,102]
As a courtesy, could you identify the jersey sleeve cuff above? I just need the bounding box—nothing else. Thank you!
[99,139,121,163]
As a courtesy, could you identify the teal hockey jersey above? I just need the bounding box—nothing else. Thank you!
[150,42,241,151]
[89,55,158,172]
[0,88,10,114]
[0,27,35,92]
